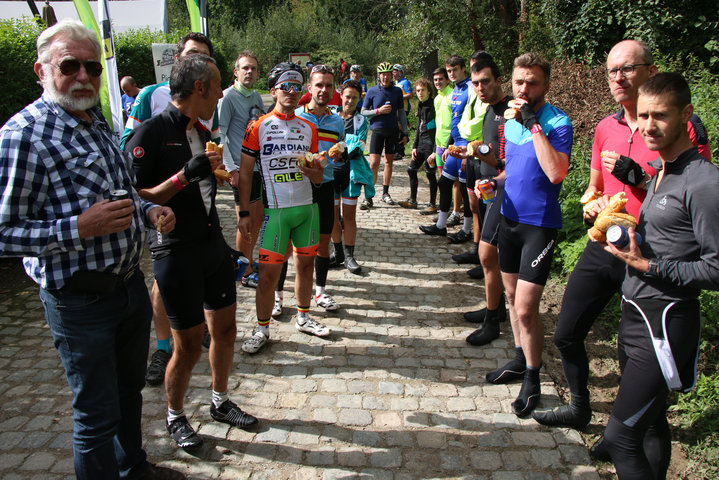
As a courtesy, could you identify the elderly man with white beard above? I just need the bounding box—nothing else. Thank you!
[0,19,183,480]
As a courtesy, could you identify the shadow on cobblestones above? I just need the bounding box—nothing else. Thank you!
[0,174,600,479]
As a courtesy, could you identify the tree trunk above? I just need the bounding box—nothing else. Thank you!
[423,49,438,80]
[519,0,528,47]
[467,0,484,51]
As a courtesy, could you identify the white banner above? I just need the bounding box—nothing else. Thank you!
[97,0,124,137]
[152,43,176,84]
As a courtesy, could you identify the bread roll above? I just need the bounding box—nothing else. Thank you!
[466,140,483,156]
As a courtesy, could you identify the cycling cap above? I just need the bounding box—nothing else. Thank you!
[350,64,361,72]
[376,62,393,73]
[392,64,404,72]
[267,62,304,89]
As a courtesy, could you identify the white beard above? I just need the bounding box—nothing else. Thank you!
[43,70,99,112]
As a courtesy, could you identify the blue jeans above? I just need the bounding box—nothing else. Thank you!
[40,270,152,480]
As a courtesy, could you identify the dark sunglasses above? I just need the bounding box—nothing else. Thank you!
[51,59,104,77]
[311,64,334,75]
[276,82,303,93]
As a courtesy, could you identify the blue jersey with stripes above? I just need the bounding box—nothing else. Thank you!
[295,105,345,184]
[501,102,573,229]
[449,77,471,146]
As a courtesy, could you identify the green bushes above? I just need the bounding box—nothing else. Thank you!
[114,28,175,88]
[0,18,44,125]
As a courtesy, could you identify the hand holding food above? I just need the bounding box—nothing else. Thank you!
[587,192,637,242]
[328,141,346,160]
[297,151,328,169]
[446,144,467,157]
[503,99,523,120]
[580,190,603,215]
[466,140,490,157]
[205,141,232,181]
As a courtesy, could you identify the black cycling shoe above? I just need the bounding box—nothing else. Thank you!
[466,319,500,346]
[345,256,362,274]
[464,307,487,324]
[532,403,592,430]
[486,358,526,384]
[419,224,447,236]
[512,370,541,417]
[465,298,507,324]
[452,250,480,264]
[167,416,203,450]
[210,400,258,428]
[589,437,611,462]
[466,265,485,279]
[447,229,472,244]
[145,349,171,386]
[328,252,344,268]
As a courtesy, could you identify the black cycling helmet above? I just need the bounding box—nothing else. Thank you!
[267,62,304,89]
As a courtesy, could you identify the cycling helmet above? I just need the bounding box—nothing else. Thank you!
[267,62,304,89]
[350,64,361,72]
[376,62,393,73]
[392,64,404,73]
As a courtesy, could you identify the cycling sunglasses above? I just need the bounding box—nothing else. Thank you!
[276,82,303,93]
[51,59,104,77]
[311,64,334,75]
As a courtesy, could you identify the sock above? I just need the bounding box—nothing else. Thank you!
[297,306,310,324]
[167,407,184,423]
[275,291,283,302]
[512,365,541,417]
[212,390,228,409]
[486,346,527,384]
[437,211,449,229]
[462,216,472,234]
[277,261,288,292]
[383,185,389,195]
[157,337,171,353]
[345,245,355,258]
[257,318,270,337]
[470,242,479,254]
[315,285,325,297]
[315,256,329,288]
[332,242,344,261]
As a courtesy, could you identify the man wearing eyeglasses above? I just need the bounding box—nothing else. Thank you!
[0,20,182,479]
[533,39,711,431]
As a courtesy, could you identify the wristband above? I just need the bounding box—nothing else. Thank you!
[170,174,185,191]
[645,258,660,278]
[238,210,250,218]
[530,124,543,135]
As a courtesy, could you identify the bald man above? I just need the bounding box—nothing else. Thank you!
[120,75,140,117]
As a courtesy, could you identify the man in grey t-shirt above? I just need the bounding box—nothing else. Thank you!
[218,50,266,282]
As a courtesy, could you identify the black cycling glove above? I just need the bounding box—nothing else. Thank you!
[611,155,646,187]
[182,153,211,183]
[520,103,538,130]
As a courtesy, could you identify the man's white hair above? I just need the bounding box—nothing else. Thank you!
[36,19,101,64]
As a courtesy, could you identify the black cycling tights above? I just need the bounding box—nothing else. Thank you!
[407,165,437,204]
[604,300,700,479]
[554,241,624,398]
[438,175,471,217]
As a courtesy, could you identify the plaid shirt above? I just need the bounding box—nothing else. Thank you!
[0,94,155,290]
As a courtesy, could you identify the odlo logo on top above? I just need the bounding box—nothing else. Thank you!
[656,195,667,211]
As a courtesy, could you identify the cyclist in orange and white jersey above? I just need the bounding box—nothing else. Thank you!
[238,63,331,354]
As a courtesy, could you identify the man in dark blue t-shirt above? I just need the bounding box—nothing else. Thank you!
[360,62,408,207]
